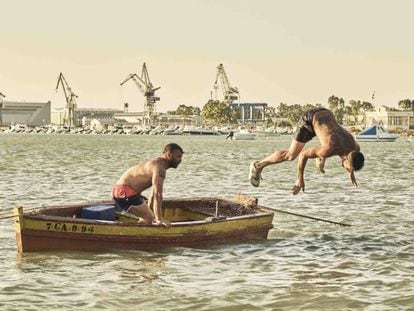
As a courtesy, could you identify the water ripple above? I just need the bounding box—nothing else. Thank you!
[1,134,414,310]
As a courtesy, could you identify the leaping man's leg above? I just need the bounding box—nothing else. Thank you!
[249,139,306,187]
[316,157,325,174]
[249,161,263,187]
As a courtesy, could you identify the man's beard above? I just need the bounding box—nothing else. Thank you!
[168,158,179,168]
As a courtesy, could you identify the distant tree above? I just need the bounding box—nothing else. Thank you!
[349,100,362,124]
[201,100,232,124]
[167,105,201,116]
[276,120,293,127]
[175,104,190,116]
[398,99,414,111]
[287,104,305,123]
[275,102,321,124]
[328,95,345,124]
[361,101,374,112]
[276,103,290,117]
[264,106,277,127]
[265,106,277,118]
[343,100,374,125]
[302,103,322,111]
[264,117,274,127]
[174,104,201,116]
[192,107,201,115]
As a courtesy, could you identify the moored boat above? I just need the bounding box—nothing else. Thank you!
[14,196,274,252]
[162,126,183,135]
[233,127,256,140]
[234,131,256,140]
[181,126,219,135]
[355,125,399,142]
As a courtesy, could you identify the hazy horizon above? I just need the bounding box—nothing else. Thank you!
[1,0,414,112]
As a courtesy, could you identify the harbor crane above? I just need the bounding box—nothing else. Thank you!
[120,63,160,126]
[55,73,78,126]
[213,64,239,104]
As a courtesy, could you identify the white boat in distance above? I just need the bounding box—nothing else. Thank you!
[162,126,183,135]
[182,126,219,135]
[355,125,399,142]
[233,128,256,140]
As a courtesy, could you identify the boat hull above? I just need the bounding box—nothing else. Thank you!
[14,197,274,252]
[16,222,271,252]
[355,135,399,142]
[233,134,256,140]
[355,125,399,142]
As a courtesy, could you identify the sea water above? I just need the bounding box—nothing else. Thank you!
[0,133,413,310]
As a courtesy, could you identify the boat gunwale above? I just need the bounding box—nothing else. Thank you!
[22,209,273,227]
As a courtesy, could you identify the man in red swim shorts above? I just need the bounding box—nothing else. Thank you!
[112,143,184,227]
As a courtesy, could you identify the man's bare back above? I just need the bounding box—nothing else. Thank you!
[312,109,360,159]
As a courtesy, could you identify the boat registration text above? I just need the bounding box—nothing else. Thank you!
[46,222,95,233]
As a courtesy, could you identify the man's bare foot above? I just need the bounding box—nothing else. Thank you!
[249,161,262,187]
[292,178,305,195]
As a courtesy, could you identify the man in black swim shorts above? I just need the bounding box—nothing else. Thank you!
[294,108,328,143]
[112,184,147,212]
[249,108,364,195]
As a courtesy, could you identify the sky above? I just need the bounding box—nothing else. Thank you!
[1,0,414,112]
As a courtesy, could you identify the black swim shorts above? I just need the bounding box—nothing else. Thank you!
[112,194,146,212]
[293,108,327,143]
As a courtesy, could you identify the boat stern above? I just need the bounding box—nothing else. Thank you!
[14,206,24,253]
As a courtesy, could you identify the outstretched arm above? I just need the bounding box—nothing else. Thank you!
[292,147,321,195]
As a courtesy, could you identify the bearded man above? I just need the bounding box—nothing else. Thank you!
[112,143,184,227]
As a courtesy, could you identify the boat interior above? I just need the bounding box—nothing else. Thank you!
[27,197,267,224]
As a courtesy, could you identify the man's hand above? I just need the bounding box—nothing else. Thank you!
[292,178,305,195]
[153,219,171,228]
[350,171,358,186]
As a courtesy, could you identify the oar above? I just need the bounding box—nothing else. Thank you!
[265,207,351,227]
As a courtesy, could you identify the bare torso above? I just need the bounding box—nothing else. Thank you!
[312,109,359,158]
[115,158,167,194]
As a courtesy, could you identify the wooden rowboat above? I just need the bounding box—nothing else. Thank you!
[14,196,274,252]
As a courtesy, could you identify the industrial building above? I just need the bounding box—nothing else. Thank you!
[229,102,268,123]
[51,107,124,126]
[0,100,51,127]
